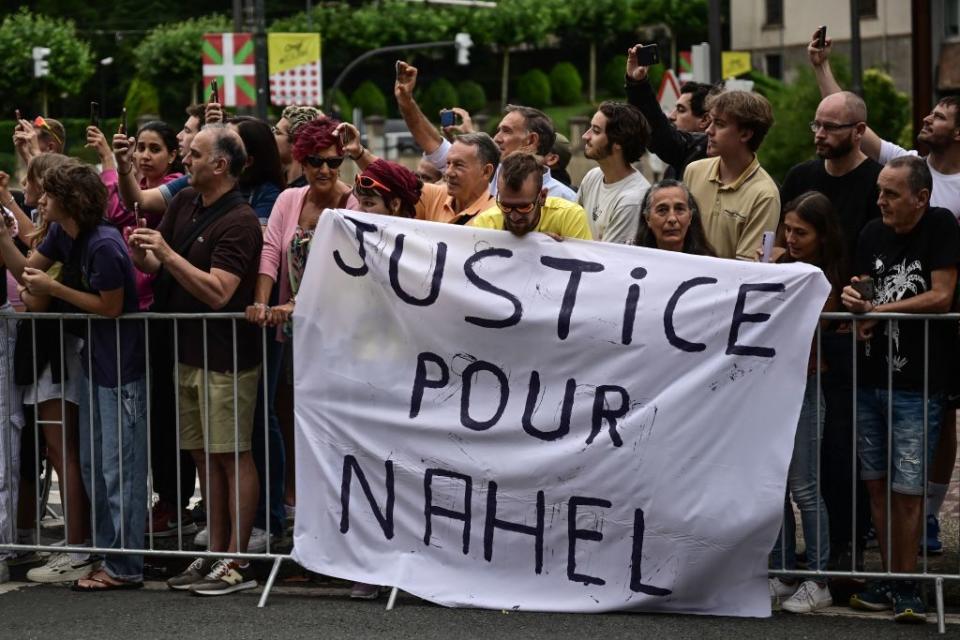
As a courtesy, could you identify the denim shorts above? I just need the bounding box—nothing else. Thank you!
[856,388,942,495]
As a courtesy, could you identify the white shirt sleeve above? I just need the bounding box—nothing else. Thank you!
[878,139,917,165]
[424,138,452,172]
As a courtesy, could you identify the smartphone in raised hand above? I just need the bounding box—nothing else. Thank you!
[210,78,219,104]
[635,44,660,66]
[14,109,21,122]
[119,107,128,136]
[816,25,827,49]
[89,102,101,130]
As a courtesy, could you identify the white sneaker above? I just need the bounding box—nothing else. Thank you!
[246,527,273,554]
[26,553,101,583]
[0,559,9,584]
[193,527,208,548]
[769,577,797,601]
[781,580,833,613]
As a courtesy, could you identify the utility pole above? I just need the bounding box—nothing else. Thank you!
[849,0,863,95]
[253,0,269,119]
[708,0,722,83]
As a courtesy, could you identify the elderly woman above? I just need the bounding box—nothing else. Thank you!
[244,118,359,549]
[635,179,715,256]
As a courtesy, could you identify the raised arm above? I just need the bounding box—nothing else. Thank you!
[113,133,169,214]
[395,61,444,157]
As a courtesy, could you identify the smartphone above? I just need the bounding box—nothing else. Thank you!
[14,109,21,121]
[338,126,349,149]
[89,101,101,129]
[635,44,660,67]
[210,78,219,104]
[395,60,403,81]
[134,202,145,228]
[760,231,775,263]
[440,110,457,127]
[816,25,827,49]
[119,107,128,135]
[852,276,875,301]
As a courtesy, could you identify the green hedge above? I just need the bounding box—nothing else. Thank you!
[350,81,388,118]
[419,79,459,122]
[456,80,487,114]
[517,69,552,108]
[549,62,582,106]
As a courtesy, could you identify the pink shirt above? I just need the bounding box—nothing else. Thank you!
[101,168,184,310]
[259,185,358,341]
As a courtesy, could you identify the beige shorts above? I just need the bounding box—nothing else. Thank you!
[177,364,260,454]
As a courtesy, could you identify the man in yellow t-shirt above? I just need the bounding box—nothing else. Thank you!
[469,153,593,240]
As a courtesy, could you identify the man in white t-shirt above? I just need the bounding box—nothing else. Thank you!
[808,30,960,217]
[577,101,651,244]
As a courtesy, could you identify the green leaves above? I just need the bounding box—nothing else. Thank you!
[134,15,231,84]
[0,8,94,102]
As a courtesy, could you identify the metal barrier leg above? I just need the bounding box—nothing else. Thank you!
[935,576,945,634]
[257,556,284,608]
[386,586,399,611]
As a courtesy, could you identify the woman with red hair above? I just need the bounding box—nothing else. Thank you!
[353,159,423,219]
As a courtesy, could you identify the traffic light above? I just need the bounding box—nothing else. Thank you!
[33,47,50,78]
[454,32,472,66]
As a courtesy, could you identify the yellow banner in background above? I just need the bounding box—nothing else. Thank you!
[268,33,321,75]
[721,51,752,79]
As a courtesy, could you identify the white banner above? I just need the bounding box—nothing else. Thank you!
[291,211,831,617]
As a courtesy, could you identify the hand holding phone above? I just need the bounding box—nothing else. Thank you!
[816,25,827,49]
[440,110,457,128]
[134,202,146,229]
[634,44,660,67]
[852,276,875,302]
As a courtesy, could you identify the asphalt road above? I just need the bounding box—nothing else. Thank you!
[1,581,956,639]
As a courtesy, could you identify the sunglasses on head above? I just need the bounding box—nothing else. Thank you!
[304,155,344,169]
[355,174,392,193]
[33,116,63,146]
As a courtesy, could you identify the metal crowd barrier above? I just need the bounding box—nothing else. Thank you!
[0,310,958,628]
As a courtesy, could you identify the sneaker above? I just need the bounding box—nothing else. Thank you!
[782,580,833,613]
[350,582,381,600]
[26,554,101,583]
[769,577,797,602]
[6,551,43,567]
[247,527,276,554]
[189,559,257,596]
[0,560,9,584]
[864,525,878,550]
[193,527,208,548]
[167,556,217,591]
[849,580,892,611]
[920,515,943,555]
[148,504,198,539]
[893,583,927,623]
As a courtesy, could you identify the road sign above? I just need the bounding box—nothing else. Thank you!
[202,33,256,107]
[268,33,322,107]
[656,69,682,115]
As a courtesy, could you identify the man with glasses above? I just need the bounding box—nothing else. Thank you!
[469,152,592,239]
[809,29,960,559]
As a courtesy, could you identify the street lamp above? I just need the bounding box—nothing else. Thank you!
[100,57,114,119]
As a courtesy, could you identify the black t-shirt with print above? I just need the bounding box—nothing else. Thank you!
[855,207,960,391]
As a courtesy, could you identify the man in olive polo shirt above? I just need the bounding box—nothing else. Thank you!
[683,90,779,260]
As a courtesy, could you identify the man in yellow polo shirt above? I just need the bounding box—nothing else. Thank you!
[683,90,780,260]
[470,153,593,240]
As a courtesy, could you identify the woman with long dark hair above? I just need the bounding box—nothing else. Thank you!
[768,191,845,614]
[635,179,715,256]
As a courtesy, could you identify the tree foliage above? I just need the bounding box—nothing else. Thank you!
[0,8,95,108]
[419,79,459,122]
[350,80,388,118]
[517,69,552,108]
[549,62,582,106]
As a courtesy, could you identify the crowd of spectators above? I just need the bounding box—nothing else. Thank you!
[0,29,956,624]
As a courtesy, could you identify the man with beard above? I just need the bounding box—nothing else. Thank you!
[470,152,592,239]
[809,31,960,219]
[780,91,881,268]
[777,91,881,576]
[577,101,651,243]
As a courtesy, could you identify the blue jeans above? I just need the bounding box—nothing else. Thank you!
[772,376,830,572]
[252,336,286,534]
[857,388,942,496]
[78,375,148,582]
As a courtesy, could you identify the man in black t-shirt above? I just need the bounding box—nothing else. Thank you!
[841,156,960,622]
[781,91,881,273]
[780,91,882,570]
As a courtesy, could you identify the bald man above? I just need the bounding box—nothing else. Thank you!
[780,91,882,267]
[778,91,883,577]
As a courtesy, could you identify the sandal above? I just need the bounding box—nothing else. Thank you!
[71,569,143,592]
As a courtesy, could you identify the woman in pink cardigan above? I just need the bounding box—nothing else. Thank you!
[87,121,183,310]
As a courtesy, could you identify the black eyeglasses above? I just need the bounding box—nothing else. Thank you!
[304,155,344,169]
[809,120,859,133]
